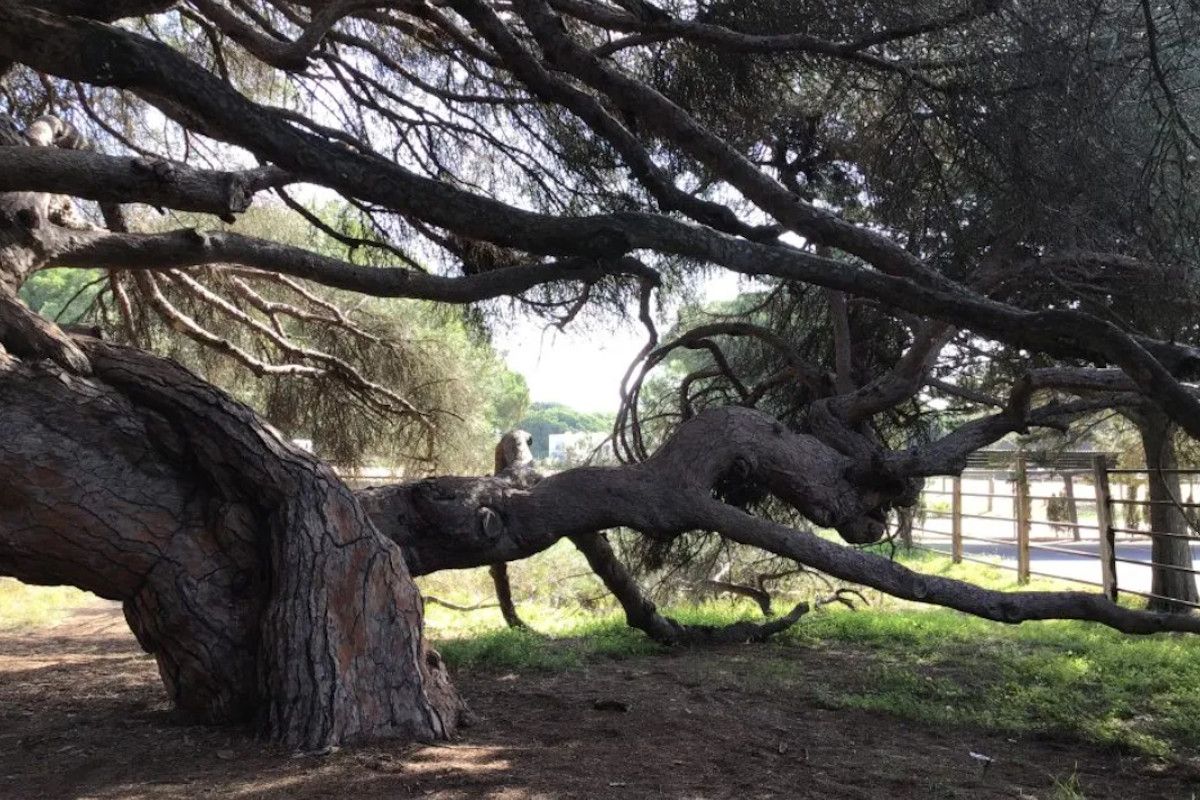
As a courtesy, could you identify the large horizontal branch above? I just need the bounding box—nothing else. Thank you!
[361,406,887,570]
[0,147,291,219]
[705,504,1198,635]
[359,405,1200,636]
[46,228,658,300]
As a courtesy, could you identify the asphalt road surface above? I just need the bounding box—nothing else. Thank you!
[917,536,1200,596]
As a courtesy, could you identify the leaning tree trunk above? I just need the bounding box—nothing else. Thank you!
[1135,411,1199,613]
[0,339,463,749]
[0,126,462,748]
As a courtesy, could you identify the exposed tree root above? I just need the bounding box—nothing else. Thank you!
[488,562,529,629]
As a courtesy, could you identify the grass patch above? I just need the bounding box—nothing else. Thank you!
[433,614,664,671]
[767,548,1200,757]
[1050,770,1088,800]
[0,578,96,630]
[424,547,1200,759]
[782,608,1200,758]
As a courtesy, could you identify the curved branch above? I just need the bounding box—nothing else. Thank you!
[361,405,1200,636]
[188,0,382,72]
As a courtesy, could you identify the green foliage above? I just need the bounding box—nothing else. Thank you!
[31,203,532,472]
[436,627,586,672]
[516,401,613,460]
[0,579,96,630]
[18,268,103,323]
[484,368,531,434]
[435,620,660,672]
[1050,770,1088,800]
[256,296,525,471]
[1056,767,1094,800]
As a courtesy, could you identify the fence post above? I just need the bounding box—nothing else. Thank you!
[951,476,963,564]
[1016,452,1031,584]
[1092,455,1118,602]
[1063,472,1080,541]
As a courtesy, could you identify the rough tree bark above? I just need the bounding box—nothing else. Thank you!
[0,343,464,749]
[1133,410,1200,612]
[0,130,463,749]
[358,408,1200,636]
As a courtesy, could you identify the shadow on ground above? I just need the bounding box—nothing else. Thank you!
[1,606,1197,799]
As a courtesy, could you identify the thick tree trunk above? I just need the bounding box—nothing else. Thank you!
[3,151,462,747]
[1135,411,1199,613]
[0,343,463,749]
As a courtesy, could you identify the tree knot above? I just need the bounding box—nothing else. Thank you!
[477,505,505,542]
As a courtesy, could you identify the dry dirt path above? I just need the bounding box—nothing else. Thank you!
[1,604,1197,799]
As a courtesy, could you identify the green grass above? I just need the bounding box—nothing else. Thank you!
[0,578,96,630]
[1049,770,1088,800]
[435,617,662,670]
[424,547,1200,760]
[784,609,1200,758]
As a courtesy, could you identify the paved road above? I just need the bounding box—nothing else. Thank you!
[917,536,1200,596]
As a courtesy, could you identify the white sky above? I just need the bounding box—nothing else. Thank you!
[495,270,753,413]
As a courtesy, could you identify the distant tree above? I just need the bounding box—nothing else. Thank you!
[485,369,531,436]
[19,267,104,323]
[517,402,613,460]
[22,206,529,474]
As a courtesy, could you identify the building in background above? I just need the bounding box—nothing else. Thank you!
[547,431,610,465]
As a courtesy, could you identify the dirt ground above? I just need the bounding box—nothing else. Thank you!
[2,605,1198,800]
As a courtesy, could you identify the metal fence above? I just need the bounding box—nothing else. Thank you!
[911,455,1200,610]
